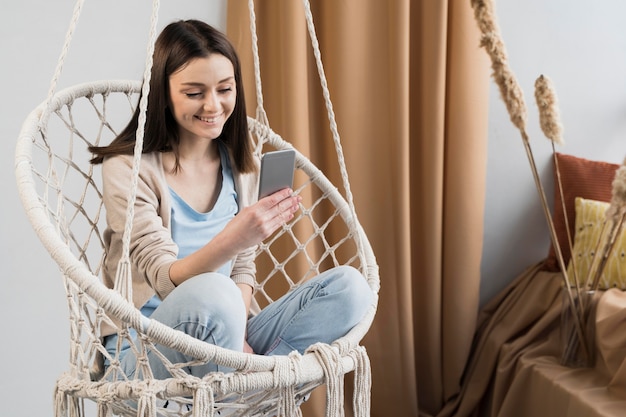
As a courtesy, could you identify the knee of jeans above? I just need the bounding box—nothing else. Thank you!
[333,266,374,316]
[173,273,247,328]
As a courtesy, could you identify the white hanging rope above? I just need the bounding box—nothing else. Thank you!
[39,0,85,129]
[34,0,86,248]
[247,0,270,127]
[114,0,161,302]
[299,0,366,265]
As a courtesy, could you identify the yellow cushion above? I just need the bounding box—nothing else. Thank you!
[567,197,626,290]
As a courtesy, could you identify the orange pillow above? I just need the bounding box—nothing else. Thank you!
[543,153,619,271]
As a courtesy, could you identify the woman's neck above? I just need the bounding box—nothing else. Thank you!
[162,139,223,213]
[178,138,220,166]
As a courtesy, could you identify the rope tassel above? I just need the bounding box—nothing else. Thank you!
[193,382,215,417]
[136,387,157,417]
[114,258,133,302]
[275,352,303,417]
[350,346,372,417]
[308,343,345,417]
[53,385,67,417]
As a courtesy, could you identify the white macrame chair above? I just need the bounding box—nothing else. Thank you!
[15,1,379,416]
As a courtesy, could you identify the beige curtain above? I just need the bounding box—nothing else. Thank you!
[227,1,490,416]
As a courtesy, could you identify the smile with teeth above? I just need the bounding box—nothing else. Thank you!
[197,114,222,123]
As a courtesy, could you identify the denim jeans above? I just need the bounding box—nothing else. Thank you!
[104,265,372,379]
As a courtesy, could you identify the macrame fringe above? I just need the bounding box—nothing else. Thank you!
[306,343,372,417]
[69,397,81,417]
[276,352,303,417]
[308,343,345,417]
[193,382,216,417]
[54,381,83,417]
[136,383,157,417]
[114,258,133,302]
[349,346,372,417]
[97,402,112,417]
[54,384,67,417]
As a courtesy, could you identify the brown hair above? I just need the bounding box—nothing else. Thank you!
[89,19,255,173]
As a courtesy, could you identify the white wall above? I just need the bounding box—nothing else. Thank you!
[2,0,626,414]
[0,2,226,416]
[480,0,626,305]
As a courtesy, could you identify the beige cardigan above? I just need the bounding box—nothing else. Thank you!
[100,150,259,335]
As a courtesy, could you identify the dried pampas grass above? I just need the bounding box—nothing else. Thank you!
[471,0,527,136]
[535,75,564,146]
[470,0,591,365]
[607,160,626,222]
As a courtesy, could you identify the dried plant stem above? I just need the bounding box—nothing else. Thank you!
[552,146,585,316]
[584,220,610,289]
[562,289,595,366]
[520,136,591,362]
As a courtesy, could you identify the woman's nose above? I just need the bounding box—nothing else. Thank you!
[203,92,219,111]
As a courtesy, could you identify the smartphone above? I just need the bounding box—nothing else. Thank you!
[258,149,296,199]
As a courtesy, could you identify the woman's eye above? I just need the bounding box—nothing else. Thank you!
[186,92,202,98]
[219,87,233,94]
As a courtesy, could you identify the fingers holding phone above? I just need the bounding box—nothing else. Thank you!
[259,187,301,225]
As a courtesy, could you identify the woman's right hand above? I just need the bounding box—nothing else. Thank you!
[169,188,301,285]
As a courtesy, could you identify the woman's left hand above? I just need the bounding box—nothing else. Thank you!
[224,188,302,251]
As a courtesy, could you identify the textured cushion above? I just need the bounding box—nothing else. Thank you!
[566,197,626,290]
[544,153,619,271]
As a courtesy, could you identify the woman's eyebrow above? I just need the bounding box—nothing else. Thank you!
[181,76,234,86]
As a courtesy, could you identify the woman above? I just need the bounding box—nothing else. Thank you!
[89,19,372,378]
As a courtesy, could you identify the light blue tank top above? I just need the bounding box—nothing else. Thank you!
[141,144,238,316]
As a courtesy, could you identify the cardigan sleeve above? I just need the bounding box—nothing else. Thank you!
[102,154,178,301]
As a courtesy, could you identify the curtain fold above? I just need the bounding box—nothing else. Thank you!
[227,1,489,416]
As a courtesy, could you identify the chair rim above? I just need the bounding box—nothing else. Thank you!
[15,79,379,381]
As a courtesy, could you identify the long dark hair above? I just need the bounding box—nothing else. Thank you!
[89,19,255,173]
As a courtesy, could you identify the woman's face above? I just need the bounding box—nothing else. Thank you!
[168,53,236,143]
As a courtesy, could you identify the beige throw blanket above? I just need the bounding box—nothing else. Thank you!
[436,263,626,417]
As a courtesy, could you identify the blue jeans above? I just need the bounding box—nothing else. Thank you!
[104,265,372,379]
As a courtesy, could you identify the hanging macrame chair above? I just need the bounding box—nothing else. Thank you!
[15,0,379,416]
